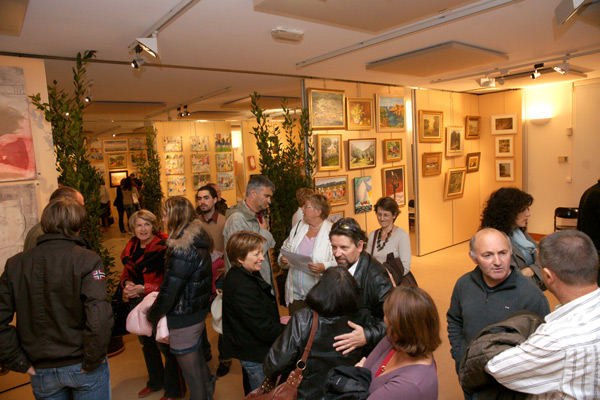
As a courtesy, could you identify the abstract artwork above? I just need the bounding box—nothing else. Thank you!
[217,172,234,190]
[190,135,210,152]
[193,174,212,190]
[192,153,210,173]
[216,153,233,172]
[215,133,232,152]
[164,136,183,152]
[354,176,373,213]
[167,176,186,196]
[165,154,184,175]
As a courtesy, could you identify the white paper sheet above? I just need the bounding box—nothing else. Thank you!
[280,249,317,275]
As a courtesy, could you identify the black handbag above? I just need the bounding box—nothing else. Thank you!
[111,285,131,337]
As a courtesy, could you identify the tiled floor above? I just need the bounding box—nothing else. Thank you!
[1,224,558,399]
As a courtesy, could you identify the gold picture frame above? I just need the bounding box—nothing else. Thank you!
[444,167,467,200]
[465,115,481,139]
[307,88,346,130]
[317,134,343,171]
[383,139,402,162]
[422,152,442,176]
[346,97,374,130]
[418,110,443,143]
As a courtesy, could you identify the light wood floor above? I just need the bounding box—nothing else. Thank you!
[0,223,558,400]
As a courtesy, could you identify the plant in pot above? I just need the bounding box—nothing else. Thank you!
[29,50,123,354]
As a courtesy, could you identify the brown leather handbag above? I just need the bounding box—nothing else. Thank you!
[244,310,319,400]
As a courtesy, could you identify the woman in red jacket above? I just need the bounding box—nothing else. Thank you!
[120,209,185,400]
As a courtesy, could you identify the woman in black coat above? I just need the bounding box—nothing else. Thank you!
[223,231,284,392]
[146,196,213,400]
[263,267,370,400]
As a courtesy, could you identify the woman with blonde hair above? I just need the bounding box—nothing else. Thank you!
[146,196,213,400]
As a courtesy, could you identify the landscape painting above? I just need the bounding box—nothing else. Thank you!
[315,175,349,206]
[376,95,405,132]
[348,139,376,170]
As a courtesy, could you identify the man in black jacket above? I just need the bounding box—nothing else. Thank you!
[329,218,393,355]
[0,197,113,399]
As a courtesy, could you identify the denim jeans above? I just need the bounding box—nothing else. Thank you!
[240,360,266,392]
[29,358,111,400]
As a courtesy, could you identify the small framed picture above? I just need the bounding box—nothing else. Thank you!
[376,95,405,132]
[308,88,346,130]
[216,153,233,172]
[496,159,515,181]
[103,139,128,153]
[466,152,481,173]
[422,152,442,176]
[444,167,467,200]
[193,174,212,190]
[317,134,343,171]
[418,110,443,143]
[445,126,464,157]
[164,136,183,152]
[495,136,514,157]
[108,153,127,170]
[167,176,186,196]
[248,155,257,170]
[190,136,210,152]
[491,113,518,135]
[354,176,374,214]
[315,175,349,206]
[165,154,185,175]
[465,115,480,139]
[383,139,402,162]
[327,210,345,224]
[382,166,405,206]
[128,137,146,151]
[215,133,232,152]
[348,139,376,170]
[109,170,128,187]
[130,152,147,167]
[346,97,374,130]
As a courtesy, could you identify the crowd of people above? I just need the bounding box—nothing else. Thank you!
[0,177,598,400]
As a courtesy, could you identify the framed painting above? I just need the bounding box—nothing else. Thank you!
[422,152,442,176]
[109,170,127,187]
[190,135,210,152]
[193,174,212,190]
[167,176,186,197]
[495,136,514,157]
[88,138,103,161]
[314,175,349,206]
[446,126,464,157]
[465,115,481,139]
[444,167,467,200]
[383,139,402,162]
[376,94,405,132]
[215,133,232,152]
[191,153,210,173]
[130,152,147,167]
[307,88,346,130]
[348,138,376,170]
[317,134,342,171]
[418,110,443,143]
[346,97,374,130]
[382,166,405,206]
[466,152,481,173]
[103,139,128,153]
[491,113,517,134]
[108,153,127,169]
[354,176,373,214]
[163,136,183,152]
[496,159,515,181]
[128,137,145,151]
[216,153,233,172]
[327,210,345,224]
[217,172,235,190]
[165,154,184,175]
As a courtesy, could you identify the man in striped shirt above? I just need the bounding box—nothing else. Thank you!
[486,230,600,399]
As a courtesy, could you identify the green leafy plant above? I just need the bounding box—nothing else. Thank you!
[29,50,118,297]
[133,127,164,222]
[250,92,316,251]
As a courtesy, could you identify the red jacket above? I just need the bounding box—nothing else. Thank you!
[120,232,168,295]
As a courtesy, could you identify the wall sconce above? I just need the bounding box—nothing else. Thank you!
[529,103,552,125]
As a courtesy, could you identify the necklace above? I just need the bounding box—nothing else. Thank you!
[376,349,396,377]
[376,227,394,251]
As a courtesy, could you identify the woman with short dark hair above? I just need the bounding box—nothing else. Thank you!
[146,196,213,400]
[361,286,441,400]
[223,231,284,392]
[480,187,544,289]
[368,197,412,276]
[264,267,370,400]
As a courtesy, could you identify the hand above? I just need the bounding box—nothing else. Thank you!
[355,357,366,368]
[26,366,35,376]
[333,321,366,354]
[124,283,143,298]
[280,256,289,265]
[308,262,325,274]
[521,267,535,277]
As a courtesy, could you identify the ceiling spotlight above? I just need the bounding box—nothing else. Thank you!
[177,106,185,118]
[131,45,146,69]
[84,95,93,103]
[135,32,159,58]
[530,63,543,79]
[476,76,495,87]
[184,105,191,116]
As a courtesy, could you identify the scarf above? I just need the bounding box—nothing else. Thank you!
[511,228,537,266]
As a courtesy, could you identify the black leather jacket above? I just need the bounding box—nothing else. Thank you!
[264,307,371,400]
[353,252,393,352]
[147,219,212,329]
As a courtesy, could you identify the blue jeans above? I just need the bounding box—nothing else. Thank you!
[240,360,265,392]
[29,358,111,400]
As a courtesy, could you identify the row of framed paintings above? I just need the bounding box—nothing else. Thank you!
[315,165,406,210]
[308,88,405,132]
[441,161,515,201]
[417,111,518,143]
[422,151,481,177]
[317,135,402,171]
[164,153,233,175]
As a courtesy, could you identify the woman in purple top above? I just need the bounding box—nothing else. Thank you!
[360,286,441,400]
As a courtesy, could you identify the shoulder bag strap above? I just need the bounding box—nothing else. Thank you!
[370,229,380,255]
[298,310,319,365]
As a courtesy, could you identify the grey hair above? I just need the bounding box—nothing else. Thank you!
[469,228,512,258]
[245,175,275,197]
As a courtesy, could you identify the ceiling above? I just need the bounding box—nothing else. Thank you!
[1,0,599,137]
